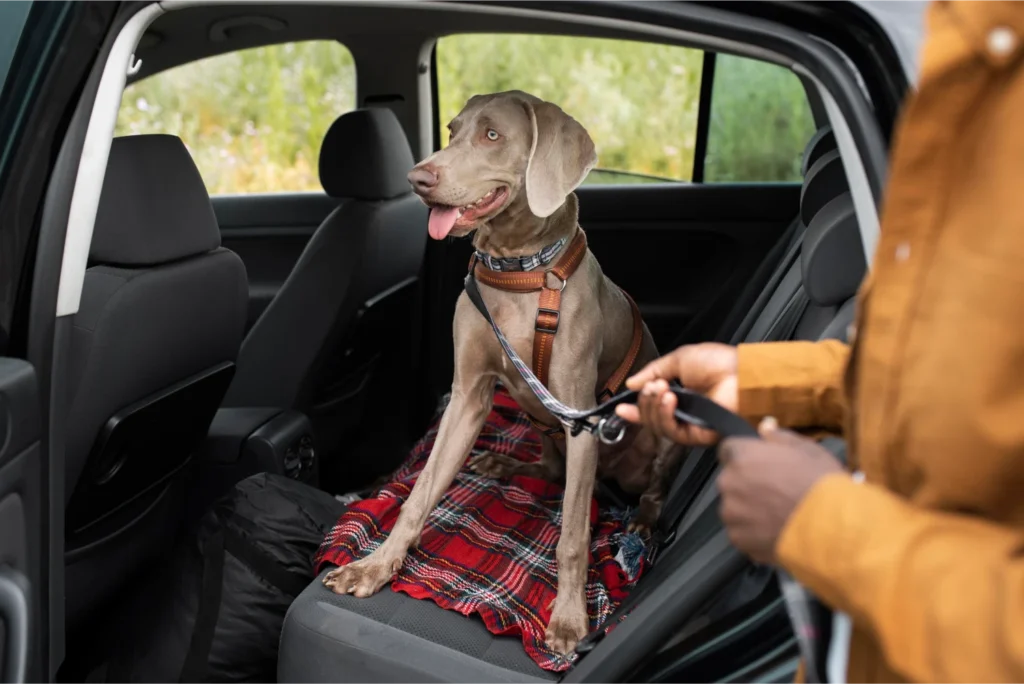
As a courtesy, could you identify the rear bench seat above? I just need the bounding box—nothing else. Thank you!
[277,128,864,682]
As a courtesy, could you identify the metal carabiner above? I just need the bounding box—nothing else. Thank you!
[595,415,627,445]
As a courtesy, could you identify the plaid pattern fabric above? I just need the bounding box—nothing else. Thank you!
[314,389,648,672]
[474,236,568,272]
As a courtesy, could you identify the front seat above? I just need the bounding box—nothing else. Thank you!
[64,134,248,630]
[221,108,428,489]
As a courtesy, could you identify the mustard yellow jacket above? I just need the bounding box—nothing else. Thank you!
[736,2,1024,681]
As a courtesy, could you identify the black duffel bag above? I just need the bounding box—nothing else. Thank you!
[105,473,345,682]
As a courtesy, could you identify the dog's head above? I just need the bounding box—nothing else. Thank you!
[408,90,597,240]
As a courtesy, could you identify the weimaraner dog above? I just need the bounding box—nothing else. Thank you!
[324,90,681,654]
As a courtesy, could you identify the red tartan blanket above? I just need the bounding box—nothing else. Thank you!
[314,388,648,672]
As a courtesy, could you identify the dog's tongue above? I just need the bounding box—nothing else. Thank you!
[428,207,460,240]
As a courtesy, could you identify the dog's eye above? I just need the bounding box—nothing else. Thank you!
[486,129,500,141]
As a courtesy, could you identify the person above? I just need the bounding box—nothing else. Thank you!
[616,2,1024,682]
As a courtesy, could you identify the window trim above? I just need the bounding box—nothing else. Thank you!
[691,51,716,183]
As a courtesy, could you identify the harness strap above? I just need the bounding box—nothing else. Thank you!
[471,229,644,438]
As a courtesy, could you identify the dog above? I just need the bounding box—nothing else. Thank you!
[324,91,682,654]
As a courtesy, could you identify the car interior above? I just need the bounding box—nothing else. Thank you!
[0,1,912,682]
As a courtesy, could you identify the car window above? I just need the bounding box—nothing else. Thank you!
[116,40,356,195]
[703,54,816,183]
[435,36,815,185]
[436,34,703,184]
[0,1,32,98]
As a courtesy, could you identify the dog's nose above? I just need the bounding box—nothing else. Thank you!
[408,165,439,194]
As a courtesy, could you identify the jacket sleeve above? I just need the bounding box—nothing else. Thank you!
[736,339,850,430]
[776,473,1024,683]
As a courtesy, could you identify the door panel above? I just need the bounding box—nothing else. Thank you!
[422,183,798,401]
[0,358,42,683]
[212,193,339,331]
[577,183,798,349]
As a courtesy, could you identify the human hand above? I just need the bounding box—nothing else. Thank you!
[614,343,738,445]
[718,418,844,564]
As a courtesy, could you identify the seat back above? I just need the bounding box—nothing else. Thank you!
[65,134,248,628]
[222,108,427,487]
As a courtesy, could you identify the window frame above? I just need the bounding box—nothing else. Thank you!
[115,38,358,197]
[431,35,818,186]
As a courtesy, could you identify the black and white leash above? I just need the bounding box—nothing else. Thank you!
[464,266,833,682]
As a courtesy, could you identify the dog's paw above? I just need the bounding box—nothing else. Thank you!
[628,495,662,539]
[323,552,403,598]
[545,599,589,655]
[626,519,653,539]
[469,451,524,479]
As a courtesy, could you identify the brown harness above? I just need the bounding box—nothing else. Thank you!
[470,230,645,438]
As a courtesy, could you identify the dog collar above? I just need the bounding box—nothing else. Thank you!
[474,236,569,272]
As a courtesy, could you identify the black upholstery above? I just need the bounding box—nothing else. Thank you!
[801,126,836,176]
[90,135,222,265]
[65,135,247,630]
[279,570,556,683]
[319,108,417,200]
[800,150,847,226]
[801,193,866,307]
[223,108,428,485]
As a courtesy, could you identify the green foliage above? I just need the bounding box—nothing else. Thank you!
[116,41,355,194]
[703,55,816,182]
[438,34,703,182]
[115,36,814,194]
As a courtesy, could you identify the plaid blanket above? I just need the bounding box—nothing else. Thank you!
[314,388,648,672]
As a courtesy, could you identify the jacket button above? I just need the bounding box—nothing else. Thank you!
[987,26,1018,58]
[895,241,911,262]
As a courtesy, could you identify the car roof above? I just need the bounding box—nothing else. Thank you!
[853,0,927,84]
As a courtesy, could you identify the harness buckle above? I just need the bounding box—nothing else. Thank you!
[535,308,560,334]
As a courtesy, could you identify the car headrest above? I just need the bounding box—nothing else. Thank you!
[801,150,848,227]
[91,135,221,266]
[319,108,416,200]
[801,127,836,176]
[801,192,866,307]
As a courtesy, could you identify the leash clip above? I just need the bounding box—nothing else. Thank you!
[595,416,627,445]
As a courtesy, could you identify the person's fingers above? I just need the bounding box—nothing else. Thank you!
[758,417,809,447]
[654,389,679,438]
[638,380,669,435]
[615,403,641,423]
[626,354,679,391]
[718,436,739,464]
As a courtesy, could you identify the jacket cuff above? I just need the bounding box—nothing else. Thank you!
[737,340,848,429]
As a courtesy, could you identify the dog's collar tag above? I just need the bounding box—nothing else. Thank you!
[474,236,568,272]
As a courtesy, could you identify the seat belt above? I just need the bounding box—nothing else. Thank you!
[653,283,810,553]
[726,222,806,345]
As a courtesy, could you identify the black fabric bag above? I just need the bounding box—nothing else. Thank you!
[104,473,345,682]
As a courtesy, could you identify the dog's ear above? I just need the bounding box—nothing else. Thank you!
[523,101,597,218]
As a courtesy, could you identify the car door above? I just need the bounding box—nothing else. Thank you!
[0,3,67,681]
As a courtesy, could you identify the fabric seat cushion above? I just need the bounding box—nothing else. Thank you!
[279,572,557,683]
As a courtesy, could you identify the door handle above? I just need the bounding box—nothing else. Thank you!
[0,565,29,683]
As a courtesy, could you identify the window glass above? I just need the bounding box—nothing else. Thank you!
[0,1,32,98]
[703,54,815,182]
[436,34,703,184]
[116,41,356,194]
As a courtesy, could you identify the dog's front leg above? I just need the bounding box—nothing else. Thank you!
[545,429,599,654]
[324,375,496,598]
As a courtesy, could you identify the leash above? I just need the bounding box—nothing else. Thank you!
[465,266,832,681]
[465,270,709,445]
